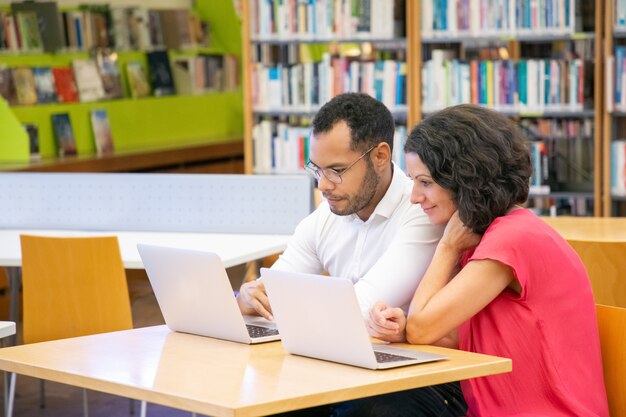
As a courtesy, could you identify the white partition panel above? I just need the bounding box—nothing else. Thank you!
[0,173,313,234]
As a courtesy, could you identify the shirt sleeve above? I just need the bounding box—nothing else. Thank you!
[354,211,444,316]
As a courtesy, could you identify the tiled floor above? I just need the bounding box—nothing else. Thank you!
[0,265,250,417]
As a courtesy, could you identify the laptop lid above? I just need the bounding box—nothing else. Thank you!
[261,268,447,369]
[137,244,279,344]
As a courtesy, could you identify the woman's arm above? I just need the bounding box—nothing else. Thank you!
[405,213,517,344]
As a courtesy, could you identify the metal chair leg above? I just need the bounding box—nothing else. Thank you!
[5,372,15,417]
[140,400,147,417]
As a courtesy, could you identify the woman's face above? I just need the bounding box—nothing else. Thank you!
[405,152,456,225]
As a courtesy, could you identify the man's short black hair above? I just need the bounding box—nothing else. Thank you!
[312,93,395,152]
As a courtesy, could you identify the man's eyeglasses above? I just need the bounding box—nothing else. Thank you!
[305,145,377,184]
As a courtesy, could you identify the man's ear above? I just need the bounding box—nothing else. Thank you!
[372,142,392,169]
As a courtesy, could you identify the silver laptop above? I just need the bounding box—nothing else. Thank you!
[137,244,280,344]
[261,268,447,369]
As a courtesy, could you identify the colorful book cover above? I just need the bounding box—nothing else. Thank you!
[72,59,105,102]
[15,11,43,51]
[11,67,37,105]
[23,123,40,160]
[125,62,151,98]
[51,113,77,157]
[51,67,79,103]
[94,49,124,99]
[32,67,58,104]
[90,109,114,155]
[146,50,175,96]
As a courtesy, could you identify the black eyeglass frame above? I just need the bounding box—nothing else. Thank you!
[304,145,377,184]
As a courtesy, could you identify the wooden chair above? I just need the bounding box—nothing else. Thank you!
[10,235,144,417]
[596,304,626,416]
[567,240,626,308]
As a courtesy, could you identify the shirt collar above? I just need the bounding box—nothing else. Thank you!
[348,162,406,223]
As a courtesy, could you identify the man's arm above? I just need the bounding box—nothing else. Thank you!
[354,210,443,316]
[236,208,324,318]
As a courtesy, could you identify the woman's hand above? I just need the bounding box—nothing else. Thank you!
[439,211,482,255]
[366,301,407,343]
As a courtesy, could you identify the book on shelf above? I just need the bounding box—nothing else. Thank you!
[94,49,124,99]
[125,62,151,98]
[109,7,132,50]
[72,59,105,102]
[51,113,77,157]
[90,109,114,156]
[15,11,43,52]
[51,67,79,103]
[147,50,175,96]
[23,123,40,161]
[172,57,197,95]
[158,9,194,50]
[10,1,65,53]
[128,7,151,50]
[32,67,58,104]
[11,67,37,106]
[611,140,626,196]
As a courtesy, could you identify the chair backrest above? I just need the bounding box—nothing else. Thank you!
[567,240,626,308]
[20,235,133,344]
[596,304,626,416]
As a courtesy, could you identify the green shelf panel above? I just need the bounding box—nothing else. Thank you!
[11,91,244,158]
[0,97,29,162]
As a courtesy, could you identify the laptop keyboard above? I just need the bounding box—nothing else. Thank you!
[374,351,415,363]
[246,324,279,339]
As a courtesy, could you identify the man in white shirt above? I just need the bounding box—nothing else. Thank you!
[237,93,467,417]
[237,93,442,319]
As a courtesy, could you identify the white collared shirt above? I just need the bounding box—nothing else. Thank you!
[272,163,444,316]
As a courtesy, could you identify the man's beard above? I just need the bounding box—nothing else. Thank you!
[327,162,380,216]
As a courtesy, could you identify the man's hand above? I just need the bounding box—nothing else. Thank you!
[236,280,273,320]
[366,301,407,343]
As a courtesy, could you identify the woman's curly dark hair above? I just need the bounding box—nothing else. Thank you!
[405,104,532,234]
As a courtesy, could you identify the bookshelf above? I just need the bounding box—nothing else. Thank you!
[0,0,243,167]
[415,0,602,217]
[240,0,605,217]
[241,0,411,175]
[604,0,626,216]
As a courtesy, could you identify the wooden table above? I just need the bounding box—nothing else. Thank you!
[0,326,511,417]
[541,216,626,242]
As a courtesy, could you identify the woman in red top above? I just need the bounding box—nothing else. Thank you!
[368,104,609,417]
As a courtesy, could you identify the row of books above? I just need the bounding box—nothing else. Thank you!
[422,52,591,113]
[422,0,585,37]
[0,50,239,106]
[526,196,593,216]
[612,140,626,196]
[249,0,404,40]
[24,109,114,160]
[523,118,594,191]
[252,55,406,113]
[0,2,209,54]
[252,117,406,174]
